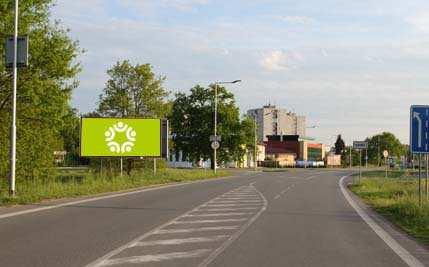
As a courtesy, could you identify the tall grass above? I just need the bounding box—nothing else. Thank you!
[350,172,429,245]
[0,168,228,206]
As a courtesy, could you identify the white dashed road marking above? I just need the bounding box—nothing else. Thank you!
[86,184,267,267]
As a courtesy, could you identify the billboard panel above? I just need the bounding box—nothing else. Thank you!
[81,118,163,157]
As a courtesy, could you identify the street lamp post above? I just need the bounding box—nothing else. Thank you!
[9,0,19,197]
[212,80,241,174]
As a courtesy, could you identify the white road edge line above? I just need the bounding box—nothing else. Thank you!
[197,183,268,267]
[0,175,239,220]
[339,175,424,267]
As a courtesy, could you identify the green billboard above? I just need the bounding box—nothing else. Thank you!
[80,118,166,157]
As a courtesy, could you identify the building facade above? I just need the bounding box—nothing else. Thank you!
[247,105,306,142]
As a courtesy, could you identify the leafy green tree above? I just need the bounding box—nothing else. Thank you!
[95,60,170,174]
[0,1,82,180]
[335,135,345,155]
[170,85,247,168]
[366,132,406,166]
[97,60,169,118]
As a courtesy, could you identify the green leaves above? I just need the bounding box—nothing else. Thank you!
[97,60,169,118]
[170,85,251,167]
[0,0,82,180]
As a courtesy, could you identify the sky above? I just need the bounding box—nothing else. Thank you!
[51,0,429,146]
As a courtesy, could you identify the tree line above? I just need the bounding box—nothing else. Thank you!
[334,133,408,167]
[0,0,254,181]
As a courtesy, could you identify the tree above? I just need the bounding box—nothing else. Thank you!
[0,1,82,180]
[366,132,406,166]
[95,60,170,174]
[334,135,345,155]
[97,60,169,118]
[170,85,247,168]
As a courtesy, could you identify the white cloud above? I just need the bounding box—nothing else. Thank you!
[406,12,429,33]
[119,0,210,12]
[274,15,314,25]
[260,50,304,71]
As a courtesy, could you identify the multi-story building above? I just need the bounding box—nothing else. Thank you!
[247,105,306,142]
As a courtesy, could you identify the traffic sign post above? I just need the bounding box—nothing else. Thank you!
[383,150,389,179]
[211,141,220,150]
[410,105,429,205]
[353,141,368,183]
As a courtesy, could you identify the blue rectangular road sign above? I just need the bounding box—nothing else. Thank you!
[410,105,429,153]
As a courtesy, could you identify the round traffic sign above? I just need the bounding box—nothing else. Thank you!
[383,150,389,158]
[211,141,220,150]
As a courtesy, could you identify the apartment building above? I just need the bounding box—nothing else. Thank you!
[247,105,306,142]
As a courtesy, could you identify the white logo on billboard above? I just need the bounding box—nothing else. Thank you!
[104,122,137,153]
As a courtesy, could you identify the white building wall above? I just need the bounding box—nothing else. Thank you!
[247,105,306,142]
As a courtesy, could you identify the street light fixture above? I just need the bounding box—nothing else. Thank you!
[212,80,242,174]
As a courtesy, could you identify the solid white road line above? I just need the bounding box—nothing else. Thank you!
[339,175,424,267]
[153,226,239,235]
[133,236,229,246]
[198,184,268,267]
[0,175,238,220]
[172,218,248,224]
[100,249,211,266]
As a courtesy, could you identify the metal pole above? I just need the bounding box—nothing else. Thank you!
[365,149,368,168]
[213,83,217,174]
[9,0,19,197]
[120,157,123,177]
[385,156,388,179]
[349,147,352,168]
[378,136,380,167]
[359,149,362,183]
[154,158,157,174]
[419,154,422,206]
[254,117,257,171]
[426,154,429,201]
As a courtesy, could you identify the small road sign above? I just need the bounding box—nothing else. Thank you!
[353,141,368,150]
[5,35,28,68]
[211,141,220,150]
[383,150,389,158]
[210,135,221,142]
[410,105,429,153]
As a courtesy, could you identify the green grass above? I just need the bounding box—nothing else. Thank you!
[349,171,429,245]
[0,168,229,206]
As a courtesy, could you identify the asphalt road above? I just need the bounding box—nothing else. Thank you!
[0,169,427,267]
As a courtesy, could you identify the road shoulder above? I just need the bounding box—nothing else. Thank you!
[341,175,429,266]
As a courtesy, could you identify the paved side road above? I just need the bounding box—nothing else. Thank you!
[0,170,427,267]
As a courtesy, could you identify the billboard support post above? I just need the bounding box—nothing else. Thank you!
[120,157,123,177]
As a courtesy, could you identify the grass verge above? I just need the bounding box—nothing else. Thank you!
[0,168,229,206]
[349,170,429,245]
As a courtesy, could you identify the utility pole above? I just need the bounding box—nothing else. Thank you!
[254,117,257,171]
[211,80,241,174]
[9,0,19,196]
[213,83,218,174]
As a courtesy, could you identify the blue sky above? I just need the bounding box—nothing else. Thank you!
[52,0,429,145]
